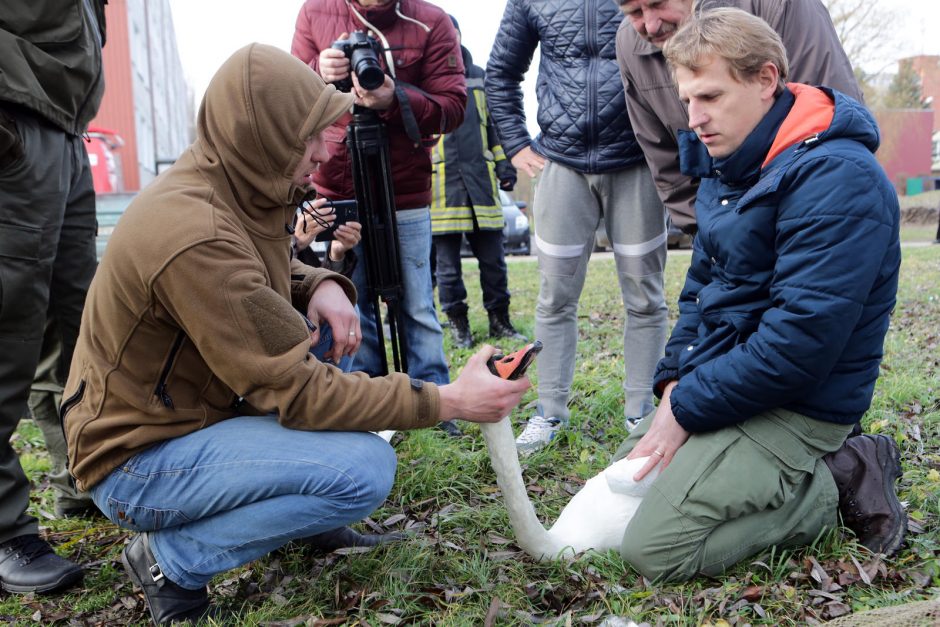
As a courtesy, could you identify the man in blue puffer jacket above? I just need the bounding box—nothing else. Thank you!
[613,8,905,582]
[486,0,668,452]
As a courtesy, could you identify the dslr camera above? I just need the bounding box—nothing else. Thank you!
[331,31,385,92]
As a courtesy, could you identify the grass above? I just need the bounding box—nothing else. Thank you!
[6,245,940,625]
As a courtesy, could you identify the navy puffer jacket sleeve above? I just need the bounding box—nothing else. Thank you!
[485,0,644,174]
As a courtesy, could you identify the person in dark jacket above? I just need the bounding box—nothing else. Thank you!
[615,0,863,232]
[431,17,525,349]
[486,0,668,453]
[613,9,905,582]
[292,1,466,417]
[0,0,107,594]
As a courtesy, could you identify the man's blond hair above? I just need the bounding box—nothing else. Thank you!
[663,7,789,92]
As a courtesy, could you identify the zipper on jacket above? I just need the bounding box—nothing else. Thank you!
[585,0,598,172]
[58,379,86,486]
[154,332,185,409]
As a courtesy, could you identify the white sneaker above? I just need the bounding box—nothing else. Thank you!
[515,416,562,454]
[625,417,643,431]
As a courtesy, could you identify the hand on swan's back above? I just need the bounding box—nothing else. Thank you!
[547,455,660,555]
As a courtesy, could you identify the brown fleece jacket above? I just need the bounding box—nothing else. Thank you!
[63,44,440,492]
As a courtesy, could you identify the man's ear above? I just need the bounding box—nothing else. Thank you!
[758,61,780,99]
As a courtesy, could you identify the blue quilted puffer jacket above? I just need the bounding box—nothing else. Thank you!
[655,85,900,433]
[485,0,644,174]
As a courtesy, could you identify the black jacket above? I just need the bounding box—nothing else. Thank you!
[0,0,107,134]
[485,0,644,174]
[431,47,516,235]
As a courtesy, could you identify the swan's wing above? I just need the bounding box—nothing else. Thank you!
[604,456,660,497]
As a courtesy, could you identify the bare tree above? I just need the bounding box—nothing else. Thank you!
[823,0,900,74]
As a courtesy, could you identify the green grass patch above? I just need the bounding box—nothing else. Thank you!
[7,247,940,625]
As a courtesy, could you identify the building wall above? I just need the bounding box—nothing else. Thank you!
[874,109,934,193]
[909,55,940,131]
[92,0,193,192]
[93,0,137,190]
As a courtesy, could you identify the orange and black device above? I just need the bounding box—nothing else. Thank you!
[487,340,543,380]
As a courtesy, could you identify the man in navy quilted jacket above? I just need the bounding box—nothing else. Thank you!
[486,0,669,453]
[613,8,905,582]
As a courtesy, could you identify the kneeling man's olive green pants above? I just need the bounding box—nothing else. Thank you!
[614,409,853,583]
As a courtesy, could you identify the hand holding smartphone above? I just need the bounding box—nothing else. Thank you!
[314,200,359,242]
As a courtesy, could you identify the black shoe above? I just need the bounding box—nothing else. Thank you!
[823,434,907,556]
[299,526,405,553]
[487,309,527,342]
[0,534,83,594]
[122,533,210,626]
[437,420,462,438]
[447,313,474,349]
[55,502,103,519]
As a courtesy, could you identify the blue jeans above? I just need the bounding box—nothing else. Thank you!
[91,416,396,589]
[350,207,449,384]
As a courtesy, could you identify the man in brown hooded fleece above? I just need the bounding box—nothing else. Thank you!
[62,44,529,626]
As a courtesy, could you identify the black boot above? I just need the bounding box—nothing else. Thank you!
[447,312,474,349]
[487,308,527,342]
[0,534,83,594]
[437,420,462,438]
[823,434,906,556]
[122,533,210,626]
[299,526,406,553]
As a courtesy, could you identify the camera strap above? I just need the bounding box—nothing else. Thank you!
[393,82,423,146]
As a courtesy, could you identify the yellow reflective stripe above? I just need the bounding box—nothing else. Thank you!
[492,145,507,161]
[474,203,503,230]
[431,155,447,210]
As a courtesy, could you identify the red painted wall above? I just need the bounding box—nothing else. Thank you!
[874,109,934,193]
[909,55,940,131]
[90,0,140,191]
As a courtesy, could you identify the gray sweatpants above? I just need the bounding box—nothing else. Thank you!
[0,106,97,542]
[532,160,667,421]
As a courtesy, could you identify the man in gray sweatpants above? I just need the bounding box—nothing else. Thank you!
[486,0,668,452]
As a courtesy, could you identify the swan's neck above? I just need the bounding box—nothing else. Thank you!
[478,417,572,559]
[480,417,659,561]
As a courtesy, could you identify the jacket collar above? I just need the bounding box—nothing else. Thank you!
[348,0,399,30]
[679,87,794,186]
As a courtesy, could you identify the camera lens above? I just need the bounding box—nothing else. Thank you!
[352,55,385,90]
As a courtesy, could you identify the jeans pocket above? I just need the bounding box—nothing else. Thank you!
[106,497,192,532]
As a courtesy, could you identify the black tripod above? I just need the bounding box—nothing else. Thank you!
[346,105,408,374]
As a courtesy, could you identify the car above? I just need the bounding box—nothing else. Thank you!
[594,214,692,251]
[95,192,136,260]
[460,190,531,257]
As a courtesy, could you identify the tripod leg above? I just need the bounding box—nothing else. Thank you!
[385,296,409,374]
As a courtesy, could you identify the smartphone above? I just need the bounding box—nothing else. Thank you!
[313,200,359,242]
[487,340,543,380]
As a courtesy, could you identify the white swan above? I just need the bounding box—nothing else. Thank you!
[478,416,661,561]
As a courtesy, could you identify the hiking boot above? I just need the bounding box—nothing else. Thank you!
[438,420,463,438]
[121,533,210,626]
[299,526,406,553]
[0,534,83,594]
[515,415,562,455]
[447,313,474,349]
[823,434,906,556]
[487,309,527,342]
